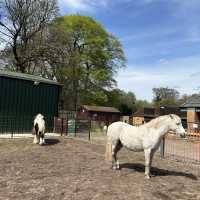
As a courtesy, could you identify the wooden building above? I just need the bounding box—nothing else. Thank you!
[132,106,187,127]
[132,107,158,126]
[78,105,121,124]
[180,94,200,135]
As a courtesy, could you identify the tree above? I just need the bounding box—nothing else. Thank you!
[134,99,152,110]
[152,87,180,107]
[0,0,58,73]
[105,89,137,115]
[45,15,126,110]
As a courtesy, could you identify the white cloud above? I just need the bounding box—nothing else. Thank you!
[116,55,200,101]
[59,0,108,12]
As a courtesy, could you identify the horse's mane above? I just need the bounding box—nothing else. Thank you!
[35,113,44,120]
[142,115,170,129]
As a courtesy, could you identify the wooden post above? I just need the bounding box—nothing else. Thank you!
[160,137,165,158]
[88,120,91,141]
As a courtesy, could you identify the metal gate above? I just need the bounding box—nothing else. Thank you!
[53,117,91,140]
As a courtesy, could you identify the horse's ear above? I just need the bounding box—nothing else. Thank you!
[169,114,174,119]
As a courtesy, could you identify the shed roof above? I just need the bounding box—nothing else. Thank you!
[0,70,62,86]
[82,105,120,113]
[181,94,200,108]
[133,106,187,119]
[132,107,158,118]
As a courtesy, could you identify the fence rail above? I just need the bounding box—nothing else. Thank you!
[161,122,200,172]
[53,116,107,140]
[163,135,200,174]
[132,120,200,170]
[0,115,54,137]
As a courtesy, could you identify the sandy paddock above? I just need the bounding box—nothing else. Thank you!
[0,137,199,200]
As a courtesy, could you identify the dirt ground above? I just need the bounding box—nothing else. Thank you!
[0,137,200,200]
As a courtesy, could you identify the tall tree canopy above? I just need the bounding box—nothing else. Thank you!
[46,15,126,110]
[106,89,138,115]
[153,87,180,107]
[0,0,58,72]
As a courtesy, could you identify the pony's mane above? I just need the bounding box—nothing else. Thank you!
[35,113,44,120]
[142,115,170,128]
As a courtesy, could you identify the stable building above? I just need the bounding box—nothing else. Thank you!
[78,105,121,124]
[132,106,187,127]
[132,107,158,126]
[0,70,62,132]
[180,94,200,134]
[180,94,200,123]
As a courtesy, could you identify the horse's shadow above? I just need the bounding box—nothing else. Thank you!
[120,163,197,180]
[44,138,60,146]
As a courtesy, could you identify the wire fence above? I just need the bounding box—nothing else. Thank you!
[53,116,107,141]
[132,120,200,171]
[162,122,200,173]
[2,114,200,173]
[0,115,54,137]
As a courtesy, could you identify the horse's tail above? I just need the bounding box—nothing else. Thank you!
[34,123,39,135]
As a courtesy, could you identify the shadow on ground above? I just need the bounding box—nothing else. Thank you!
[44,138,60,145]
[120,163,198,180]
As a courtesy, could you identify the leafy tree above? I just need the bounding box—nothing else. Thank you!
[45,15,126,110]
[153,87,180,107]
[105,89,137,115]
[135,99,152,110]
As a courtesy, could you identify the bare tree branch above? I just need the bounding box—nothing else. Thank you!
[0,0,58,72]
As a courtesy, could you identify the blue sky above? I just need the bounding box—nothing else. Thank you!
[58,0,200,101]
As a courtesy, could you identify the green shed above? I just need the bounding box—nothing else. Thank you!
[0,70,62,133]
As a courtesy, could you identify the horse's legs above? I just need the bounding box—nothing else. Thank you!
[33,135,38,144]
[149,150,155,175]
[144,149,151,179]
[36,134,40,144]
[39,132,43,145]
[41,133,45,144]
[112,140,123,170]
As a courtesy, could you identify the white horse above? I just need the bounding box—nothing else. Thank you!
[105,114,186,179]
[33,114,46,145]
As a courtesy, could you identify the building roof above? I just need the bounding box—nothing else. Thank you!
[133,106,187,119]
[82,105,120,113]
[132,107,158,118]
[181,94,200,108]
[0,70,62,86]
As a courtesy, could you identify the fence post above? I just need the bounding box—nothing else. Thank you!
[11,117,14,138]
[88,120,91,141]
[75,118,77,137]
[160,137,165,158]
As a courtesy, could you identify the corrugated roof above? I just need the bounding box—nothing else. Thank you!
[0,70,62,86]
[82,105,120,113]
[181,94,200,108]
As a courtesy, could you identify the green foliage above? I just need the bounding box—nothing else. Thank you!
[135,99,152,110]
[47,15,126,110]
[152,87,180,108]
[105,89,136,115]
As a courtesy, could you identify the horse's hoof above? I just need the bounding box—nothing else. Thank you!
[112,166,117,170]
[145,175,151,179]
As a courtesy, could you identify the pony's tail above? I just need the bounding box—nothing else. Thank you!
[34,123,39,135]
[105,137,112,162]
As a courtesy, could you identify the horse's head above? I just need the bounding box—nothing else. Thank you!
[168,114,186,138]
[35,113,44,120]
